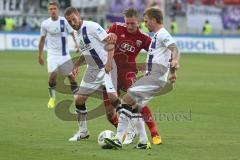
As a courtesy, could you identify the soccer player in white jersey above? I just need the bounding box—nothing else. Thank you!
[104,7,180,149]
[38,1,79,108]
[64,7,120,141]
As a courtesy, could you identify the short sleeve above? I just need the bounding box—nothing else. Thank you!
[159,31,175,47]
[91,22,108,41]
[107,23,117,34]
[40,22,47,36]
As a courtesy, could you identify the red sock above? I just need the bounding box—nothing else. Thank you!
[112,113,118,128]
[140,105,159,137]
[102,90,118,128]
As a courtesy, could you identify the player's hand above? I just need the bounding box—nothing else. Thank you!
[72,67,79,77]
[170,59,180,71]
[38,56,44,66]
[74,43,80,53]
[107,33,117,43]
[169,71,177,83]
[72,63,79,77]
[104,62,112,74]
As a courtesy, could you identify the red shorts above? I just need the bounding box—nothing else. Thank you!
[117,71,137,92]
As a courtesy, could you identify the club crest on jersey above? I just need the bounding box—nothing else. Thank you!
[136,40,142,47]
[120,34,125,38]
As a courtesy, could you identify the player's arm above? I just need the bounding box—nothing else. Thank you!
[38,35,46,66]
[143,35,152,51]
[103,34,116,73]
[92,22,117,73]
[70,32,79,53]
[167,43,180,83]
[71,55,85,76]
[38,22,47,66]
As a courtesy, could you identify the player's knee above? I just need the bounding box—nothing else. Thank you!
[110,99,121,108]
[75,95,87,105]
[49,73,57,82]
[68,74,75,82]
[106,110,115,122]
[70,81,79,94]
[48,82,56,89]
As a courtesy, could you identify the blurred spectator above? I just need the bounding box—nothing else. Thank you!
[170,18,178,34]
[0,16,6,31]
[22,18,32,32]
[202,0,216,5]
[202,20,212,35]
[238,22,240,34]
[169,0,186,17]
[4,17,15,32]
[140,20,149,33]
[24,0,38,14]
[146,0,162,8]
[109,0,125,13]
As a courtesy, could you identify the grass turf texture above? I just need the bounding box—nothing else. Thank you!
[0,51,239,160]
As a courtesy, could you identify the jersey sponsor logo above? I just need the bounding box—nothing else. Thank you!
[79,39,91,51]
[97,28,103,34]
[162,38,169,44]
[136,40,142,47]
[120,42,135,52]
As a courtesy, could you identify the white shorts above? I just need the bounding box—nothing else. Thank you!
[47,54,73,75]
[77,62,117,96]
[128,69,170,108]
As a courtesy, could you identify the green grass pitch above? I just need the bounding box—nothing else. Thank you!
[0,51,239,160]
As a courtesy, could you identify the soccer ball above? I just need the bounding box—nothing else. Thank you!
[98,130,115,146]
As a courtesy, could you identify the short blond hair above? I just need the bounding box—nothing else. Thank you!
[48,0,60,8]
[123,8,138,18]
[144,7,163,24]
[64,7,79,17]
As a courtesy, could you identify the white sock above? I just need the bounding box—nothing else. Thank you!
[132,113,149,144]
[116,109,131,143]
[77,112,88,132]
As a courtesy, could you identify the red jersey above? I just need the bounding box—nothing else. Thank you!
[108,22,151,73]
[108,22,152,91]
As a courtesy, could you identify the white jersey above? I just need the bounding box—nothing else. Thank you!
[147,27,175,72]
[40,16,73,56]
[74,21,108,69]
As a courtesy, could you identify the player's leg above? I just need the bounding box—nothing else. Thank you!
[69,67,104,141]
[69,94,90,141]
[140,105,162,145]
[59,55,79,94]
[103,67,121,123]
[104,100,151,149]
[67,74,79,94]
[47,72,57,108]
[47,55,58,108]
[102,88,118,128]
[105,74,165,149]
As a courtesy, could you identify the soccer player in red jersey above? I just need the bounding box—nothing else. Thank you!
[103,8,162,145]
